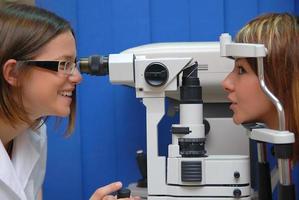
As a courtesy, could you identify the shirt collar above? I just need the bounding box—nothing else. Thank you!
[0,134,27,200]
[0,125,46,200]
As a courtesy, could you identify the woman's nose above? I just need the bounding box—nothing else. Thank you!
[222,73,234,93]
[69,67,82,85]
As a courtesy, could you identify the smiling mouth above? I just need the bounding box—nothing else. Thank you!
[58,91,72,97]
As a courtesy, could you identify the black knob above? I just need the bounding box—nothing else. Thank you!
[144,62,168,87]
[233,188,242,198]
[203,119,210,136]
[234,171,240,179]
[117,188,131,199]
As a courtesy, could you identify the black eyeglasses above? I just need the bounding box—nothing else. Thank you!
[18,60,77,75]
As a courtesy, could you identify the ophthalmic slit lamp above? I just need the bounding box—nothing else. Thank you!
[79,33,295,200]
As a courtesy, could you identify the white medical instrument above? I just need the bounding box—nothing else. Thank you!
[79,33,295,199]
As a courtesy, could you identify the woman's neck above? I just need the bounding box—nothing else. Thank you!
[0,120,29,151]
[264,107,279,130]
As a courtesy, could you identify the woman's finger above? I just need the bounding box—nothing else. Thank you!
[90,182,122,200]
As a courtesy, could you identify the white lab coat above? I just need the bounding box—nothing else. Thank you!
[0,124,47,200]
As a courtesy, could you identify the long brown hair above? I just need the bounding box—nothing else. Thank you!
[0,3,76,134]
[235,13,299,159]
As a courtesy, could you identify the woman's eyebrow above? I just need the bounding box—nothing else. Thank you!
[54,55,76,61]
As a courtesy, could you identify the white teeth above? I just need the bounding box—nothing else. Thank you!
[59,91,72,97]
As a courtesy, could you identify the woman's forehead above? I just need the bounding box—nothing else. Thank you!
[35,31,76,60]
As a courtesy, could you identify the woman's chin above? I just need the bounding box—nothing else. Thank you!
[53,108,70,117]
[232,116,243,125]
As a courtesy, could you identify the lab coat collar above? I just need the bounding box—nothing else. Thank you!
[0,135,27,200]
[0,127,45,200]
[12,128,45,189]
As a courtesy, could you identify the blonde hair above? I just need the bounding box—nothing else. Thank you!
[235,13,299,159]
[0,3,76,134]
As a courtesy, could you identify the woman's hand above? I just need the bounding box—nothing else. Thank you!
[89,182,140,200]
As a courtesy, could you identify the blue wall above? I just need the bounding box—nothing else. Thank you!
[35,0,299,200]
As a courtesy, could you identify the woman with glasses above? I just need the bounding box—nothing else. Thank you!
[0,3,137,200]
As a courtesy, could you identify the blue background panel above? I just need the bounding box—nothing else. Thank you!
[258,0,295,13]
[35,0,299,199]
[189,0,224,41]
[224,0,258,36]
[150,0,190,42]
[110,0,151,51]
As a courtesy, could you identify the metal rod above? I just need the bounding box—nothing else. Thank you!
[257,57,293,200]
[277,159,292,185]
[257,142,267,163]
[257,57,285,131]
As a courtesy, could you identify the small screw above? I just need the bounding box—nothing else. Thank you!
[234,171,240,179]
[233,189,241,198]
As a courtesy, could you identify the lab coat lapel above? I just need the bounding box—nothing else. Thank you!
[0,138,27,200]
[12,129,41,190]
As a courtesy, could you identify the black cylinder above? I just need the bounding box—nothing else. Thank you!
[79,55,109,76]
[136,150,147,187]
[278,184,296,200]
[178,138,206,157]
[258,162,272,200]
[180,62,202,104]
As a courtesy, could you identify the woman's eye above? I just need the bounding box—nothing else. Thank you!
[238,66,246,75]
[65,62,72,69]
[59,61,66,69]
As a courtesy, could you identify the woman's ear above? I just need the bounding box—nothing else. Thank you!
[2,59,18,86]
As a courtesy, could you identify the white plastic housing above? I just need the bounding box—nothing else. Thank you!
[108,54,135,84]
[167,155,250,186]
[220,33,267,58]
[250,128,295,144]
[121,42,234,102]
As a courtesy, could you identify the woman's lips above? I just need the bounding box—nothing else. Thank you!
[230,102,237,110]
